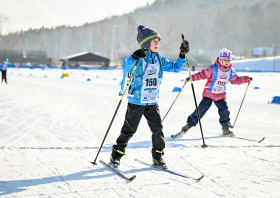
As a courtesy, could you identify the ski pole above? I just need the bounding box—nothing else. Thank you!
[230,80,251,129]
[162,37,191,122]
[162,82,186,122]
[91,58,140,166]
[182,34,208,148]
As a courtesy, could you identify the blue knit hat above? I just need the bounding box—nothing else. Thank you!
[4,58,8,62]
[137,25,161,49]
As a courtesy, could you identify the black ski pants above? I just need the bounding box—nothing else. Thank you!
[187,97,231,127]
[113,103,165,153]
[1,70,7,83]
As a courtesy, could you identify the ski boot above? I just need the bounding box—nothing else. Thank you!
[109,148,124,168]
[222,126,235,137]
[181,123,193,133]
[152,150,168,169]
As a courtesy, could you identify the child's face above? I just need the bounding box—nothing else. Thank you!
[222,60,231,67]
[149,38,160,52]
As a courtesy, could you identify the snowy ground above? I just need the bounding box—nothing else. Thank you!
[0,68,280,198]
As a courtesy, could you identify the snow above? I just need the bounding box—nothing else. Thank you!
[232,56,280,72]
[0,67,280,197]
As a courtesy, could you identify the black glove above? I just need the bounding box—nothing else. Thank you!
[179,40,190,59]
[132,49,147,60]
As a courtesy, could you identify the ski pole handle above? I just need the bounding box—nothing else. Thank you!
[181,34,184,42]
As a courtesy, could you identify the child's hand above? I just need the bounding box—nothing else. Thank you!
[185,77,190,83]
[248,77,253,82]
[132,49,147,60]
[181,40,190,53]
[179,40,190,58]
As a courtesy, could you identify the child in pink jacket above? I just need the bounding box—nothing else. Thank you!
[181,48,253,137]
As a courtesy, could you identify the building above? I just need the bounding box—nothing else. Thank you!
[60,52,110,67]
[253,47,274,57]
[0,50,50,65]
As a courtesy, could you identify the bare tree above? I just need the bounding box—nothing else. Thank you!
[0,14,10,49]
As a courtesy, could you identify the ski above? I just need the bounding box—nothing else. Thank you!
[100,159,136,181]
[135,159,204,181]
[171,130,185,139]
[230,136,265,143]
[172,130,265,143]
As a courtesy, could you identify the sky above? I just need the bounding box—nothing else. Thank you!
[0,0,156,34]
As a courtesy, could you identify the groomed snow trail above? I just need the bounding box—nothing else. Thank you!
[0,68,279,197]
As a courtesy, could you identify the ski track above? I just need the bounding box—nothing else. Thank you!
[169,148,232,198]
[0,69,280,197]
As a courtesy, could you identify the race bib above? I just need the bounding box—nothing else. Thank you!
[212,68,231,93]
[141,58,160,103]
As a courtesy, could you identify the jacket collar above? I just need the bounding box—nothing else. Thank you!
[144,50,158,64]
[215,59,232,72]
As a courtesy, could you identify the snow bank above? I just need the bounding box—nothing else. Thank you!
[232,56,280,72]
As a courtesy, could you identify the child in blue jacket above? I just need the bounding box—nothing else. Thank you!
[110,25,189,169]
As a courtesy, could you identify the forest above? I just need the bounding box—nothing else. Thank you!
[0,0,279,66]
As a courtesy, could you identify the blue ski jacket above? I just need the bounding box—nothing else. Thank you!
[119,50,186,106]
[0,62,13,70]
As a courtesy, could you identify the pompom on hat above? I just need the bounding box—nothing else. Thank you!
[137,25,161,49]
[219,48,232,60]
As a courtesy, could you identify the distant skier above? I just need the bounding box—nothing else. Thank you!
[180,48,253,137]
[0,58,12,84]
[192,65,195,74]
[110,24,189,169]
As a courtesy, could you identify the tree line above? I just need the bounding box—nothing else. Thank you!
[0,0,279,66]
